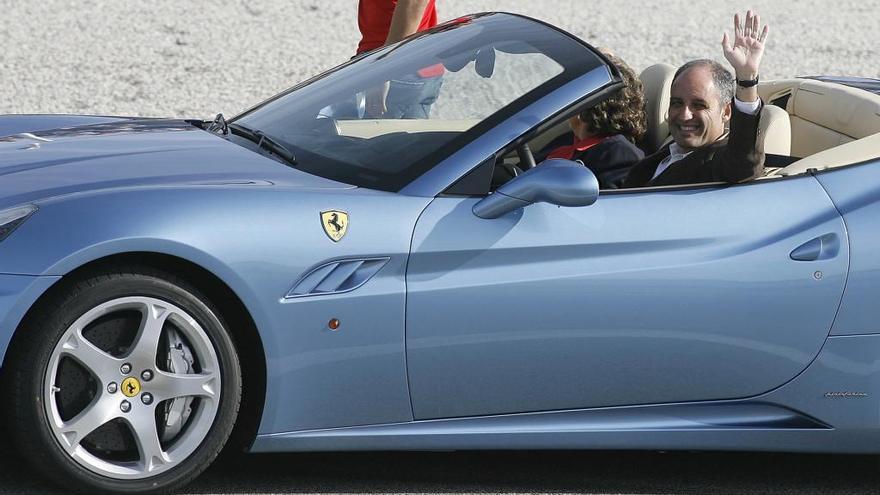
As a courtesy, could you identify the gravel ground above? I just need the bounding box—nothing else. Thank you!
[1,0,878,119]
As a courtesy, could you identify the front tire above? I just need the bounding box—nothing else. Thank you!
[6,268,242,494]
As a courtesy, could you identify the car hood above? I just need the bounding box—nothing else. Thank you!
[0,118,353,206]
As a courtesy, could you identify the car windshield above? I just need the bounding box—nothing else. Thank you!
[233,13,604,192]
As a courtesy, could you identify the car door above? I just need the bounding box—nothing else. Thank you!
[405,174,847,419]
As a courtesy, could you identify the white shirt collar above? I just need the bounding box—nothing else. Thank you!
[651,143,693,180]
[667,142,690,158]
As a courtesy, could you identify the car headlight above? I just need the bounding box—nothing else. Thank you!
[0,205,38,242]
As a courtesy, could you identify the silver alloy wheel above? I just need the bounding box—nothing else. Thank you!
[43,296,221,480]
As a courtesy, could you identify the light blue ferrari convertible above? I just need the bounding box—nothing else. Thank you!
[2,12,880,495]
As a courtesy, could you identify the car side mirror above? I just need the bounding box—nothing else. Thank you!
[473,159,600,219]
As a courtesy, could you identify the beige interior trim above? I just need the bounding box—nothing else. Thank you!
[335,118,479,139]
[777,131,880,176]
[789,116,855,157]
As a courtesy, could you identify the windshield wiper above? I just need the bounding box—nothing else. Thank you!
[228,123,297,167]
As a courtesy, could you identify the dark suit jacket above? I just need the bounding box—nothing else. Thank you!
[571,134,644,189]
[623,103,765,188]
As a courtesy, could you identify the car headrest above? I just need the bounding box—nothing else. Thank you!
[758,104,791,156]
[638,63,676,153]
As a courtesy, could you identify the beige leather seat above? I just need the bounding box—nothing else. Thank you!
[785,79,880,157]
[758,104,791,156]
[772,79,880,176]
[638,63,676,153]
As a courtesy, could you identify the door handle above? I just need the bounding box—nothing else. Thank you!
[790,234,840,261]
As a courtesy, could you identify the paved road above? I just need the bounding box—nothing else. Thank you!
[2,447,879,494]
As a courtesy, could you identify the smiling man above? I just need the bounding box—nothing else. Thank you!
[623,11,769,187]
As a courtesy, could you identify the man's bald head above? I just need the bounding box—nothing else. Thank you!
[672,59,735,107]
[667,60,736,151]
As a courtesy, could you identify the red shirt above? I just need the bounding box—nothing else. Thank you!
[546,135,608,160]
[357,0,438,54]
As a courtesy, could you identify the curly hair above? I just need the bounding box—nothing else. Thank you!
[578,53,647,143]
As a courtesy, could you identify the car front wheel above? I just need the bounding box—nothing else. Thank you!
[5,268,242,494]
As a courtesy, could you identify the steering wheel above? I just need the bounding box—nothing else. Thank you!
[516,142,536,170]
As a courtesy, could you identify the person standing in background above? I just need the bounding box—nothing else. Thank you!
[357,0,443,118]
[357,0,437,55]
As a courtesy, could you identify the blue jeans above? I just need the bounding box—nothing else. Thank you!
[383,74,443,119]
[323,75,443,120]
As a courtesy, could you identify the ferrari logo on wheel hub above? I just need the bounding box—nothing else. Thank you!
[320,210,349,242]
[121,377,141,398]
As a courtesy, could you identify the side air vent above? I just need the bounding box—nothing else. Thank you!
[285,257,390,298]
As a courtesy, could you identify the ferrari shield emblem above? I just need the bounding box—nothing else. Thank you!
[321,210,349,242]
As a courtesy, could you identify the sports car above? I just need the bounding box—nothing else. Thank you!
[2,12,880,495]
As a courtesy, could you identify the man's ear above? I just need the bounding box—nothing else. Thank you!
[722,101,733,122]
